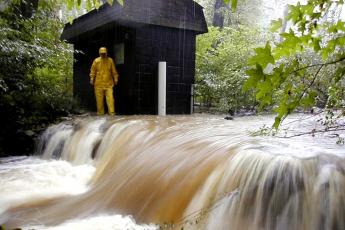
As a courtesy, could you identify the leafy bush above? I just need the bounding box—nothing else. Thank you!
[195,26,265,113]
[0,1,76,156]
[244,1,345,128]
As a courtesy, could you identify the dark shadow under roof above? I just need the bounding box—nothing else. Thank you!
[61,0,208,42]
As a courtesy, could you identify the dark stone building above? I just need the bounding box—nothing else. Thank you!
[61,0,207,114]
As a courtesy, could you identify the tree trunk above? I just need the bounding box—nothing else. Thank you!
[213,0,225,28]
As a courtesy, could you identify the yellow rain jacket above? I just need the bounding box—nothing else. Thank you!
[90,47,119,115]
[90,57,119,88]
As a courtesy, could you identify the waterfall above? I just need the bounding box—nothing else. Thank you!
[0,115,344,230]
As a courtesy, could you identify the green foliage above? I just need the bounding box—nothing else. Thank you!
[244,0,345,128]
[248,42,275,69]
[196,0,262,27]
[64,0,123,11]
[270,19,282,32]
[0,0,76,155]
[195,26,264,113]
[223,0,237,12]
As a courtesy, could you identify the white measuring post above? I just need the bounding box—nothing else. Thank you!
[158,61,166,116]
[190,84,194,114]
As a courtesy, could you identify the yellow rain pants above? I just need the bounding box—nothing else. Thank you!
[90,55,119,115]
[94,87,115,115]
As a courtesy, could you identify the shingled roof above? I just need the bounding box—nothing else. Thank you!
[61,0,208,41]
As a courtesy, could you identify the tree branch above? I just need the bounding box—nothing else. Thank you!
[276,126,345,138]
[289,56,345,75]
[296,64,324,104]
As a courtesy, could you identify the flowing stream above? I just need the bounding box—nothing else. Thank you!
[0,114,344,230]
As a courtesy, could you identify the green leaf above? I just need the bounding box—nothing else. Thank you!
[86,0,92,11]
[223,0,237,12]
[107,0,114,5]
[270,19,282,32]
[300,4,314,16]
[328,21,345,33]
[243,65,264,91]
[275,101,288,117]
[312,12,321,20]
[273,116,282,129]
[299,34,312,46]
[321,39,337,60]
[271,64,285,86]
[231,0,237,12]
[93,0,101,9]
[117,0,124,6]
[273,30,303,58]
[281,30,301,47]
[334,67,345,83]
[313,38,321,51]
[67,0,74,10]
[336,36,345,46]
[248,42,275,68]
[301,91,317,107]
[287,3,301,24]
[67,15,74,24]
[256,79,272,105]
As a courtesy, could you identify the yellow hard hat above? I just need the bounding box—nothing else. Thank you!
[99,47,107,54]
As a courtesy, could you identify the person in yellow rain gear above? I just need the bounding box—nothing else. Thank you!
[90,47,119,115]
